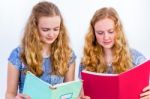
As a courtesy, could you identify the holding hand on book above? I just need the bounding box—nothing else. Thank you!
[15,93,30,99]
[140,85,150,99]
[78,87,90,99]
[78,96,90,99]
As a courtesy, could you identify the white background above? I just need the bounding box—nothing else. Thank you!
[0,0,150,98]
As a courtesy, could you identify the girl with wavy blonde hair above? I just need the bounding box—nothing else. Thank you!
[80,7,150,99]
[82,7,138,73]
[6,1,76,99]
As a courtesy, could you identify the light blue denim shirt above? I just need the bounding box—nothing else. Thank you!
[79,49,147,77]
[8,47,76,93]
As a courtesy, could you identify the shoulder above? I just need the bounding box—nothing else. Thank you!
[11,46,21,54]
[8,46,22,70]
[130,48,147,66]
[8,47,22,59]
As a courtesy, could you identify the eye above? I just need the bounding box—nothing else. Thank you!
[42,28,50,32]
[53,28,60,31]
[96,31,104,35]
[108,30,114,34]
[109,31,114,34]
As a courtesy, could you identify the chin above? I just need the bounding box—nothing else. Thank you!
[103,45,113,49]
[47,42,54,45]
[44,41,55,45]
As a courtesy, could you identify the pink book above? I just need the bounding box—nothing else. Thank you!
[81,60,150,99]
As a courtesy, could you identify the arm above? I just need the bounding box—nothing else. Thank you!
[6,47,30,99]
[130,49,150,99]
[63,62,75,82]
[5,62,19,99]
[5,63,30,99]
[78,64,90,99]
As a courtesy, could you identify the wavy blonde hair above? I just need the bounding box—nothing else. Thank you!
[81,7,133,74]
[20,1,72,76]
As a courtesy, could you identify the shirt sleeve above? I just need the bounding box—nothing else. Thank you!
[68,50,76,65]
[8,47,22,70]
[78,63,85,79]
[130,49,147,66]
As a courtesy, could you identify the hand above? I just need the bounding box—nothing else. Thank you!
[140,85,150,99]
[15,93,30,99]
[77,95,90,99]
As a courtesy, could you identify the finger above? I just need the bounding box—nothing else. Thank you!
[140,95,150,99]
[81,96,90,99]
[140,91,150,97]
[15,93,24,99]
[143,85,150,92]
[23,94,31,99]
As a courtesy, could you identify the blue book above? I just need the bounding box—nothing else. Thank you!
[23,71,82,99]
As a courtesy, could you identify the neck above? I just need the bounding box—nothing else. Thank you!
[104,48,113,65]
[42,44,51,58]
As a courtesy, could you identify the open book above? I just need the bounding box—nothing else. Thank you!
[81,60,150,99]
[23,71,82,99]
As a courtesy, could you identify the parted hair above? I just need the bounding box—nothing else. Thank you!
[81,7,133,74]
[20,1,72,76]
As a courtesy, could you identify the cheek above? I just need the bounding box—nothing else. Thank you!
[40,33,46,39]
[111,34,116,42]
[39,30,45,37]
[95,34,103,43]
[54,32,60,38]
[39,32,47,41]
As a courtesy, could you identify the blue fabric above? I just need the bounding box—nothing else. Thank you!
[130,49,146,66]
[78,49,147,78]
[8,47,76,93]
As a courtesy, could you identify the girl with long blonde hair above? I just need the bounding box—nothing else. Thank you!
[6,1,76,99]
[80,7,150,99]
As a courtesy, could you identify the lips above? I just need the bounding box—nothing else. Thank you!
[103,41,112,45]
[46,37,53,41]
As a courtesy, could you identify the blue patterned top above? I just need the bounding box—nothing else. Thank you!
[8,47,76,93]
[79,49,147,77]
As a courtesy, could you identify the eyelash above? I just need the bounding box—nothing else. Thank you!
[54,29,59,31]
[97,32,103,35]
[42,29,60,32]
[96,31,114,35]
[109,31,114,34]
[42,29,49,32]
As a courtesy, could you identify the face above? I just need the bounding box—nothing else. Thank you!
[94,18,116,50]
[38,16,61,46]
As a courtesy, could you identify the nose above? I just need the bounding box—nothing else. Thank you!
[104,32,109,40]
[47,30,54,37]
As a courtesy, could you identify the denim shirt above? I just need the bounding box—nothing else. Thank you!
[8,47,76,93]
[79,49,147,77]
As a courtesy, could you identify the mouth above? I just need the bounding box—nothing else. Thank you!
[46,37,53,41]
[103,41,112,45]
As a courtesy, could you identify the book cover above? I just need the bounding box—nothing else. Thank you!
[23,71,82,99]
[81,60,150,99]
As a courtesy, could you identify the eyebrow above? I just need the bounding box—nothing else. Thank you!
[108,29,114,31]
[96,28,114,31]
[42,26,60,28]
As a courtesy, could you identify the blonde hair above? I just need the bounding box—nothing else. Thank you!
[21,1,71,76]
[81,7,133,74]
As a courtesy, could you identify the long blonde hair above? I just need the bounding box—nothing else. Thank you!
[81,7,133,74]
[21,1,71,76]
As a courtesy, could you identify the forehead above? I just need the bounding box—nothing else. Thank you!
[94,18,114,30]
[38,16,61,27]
